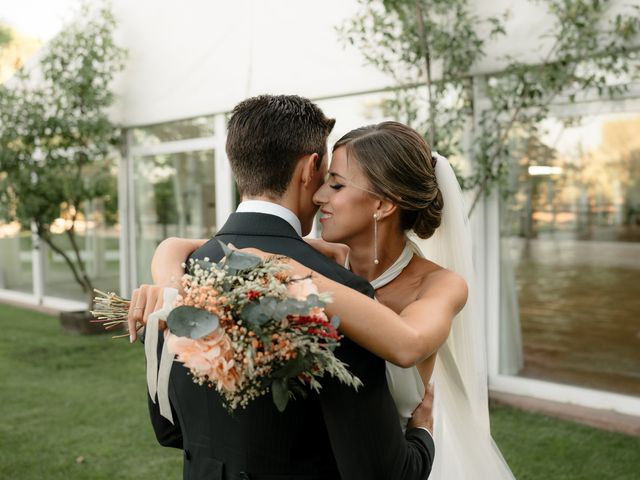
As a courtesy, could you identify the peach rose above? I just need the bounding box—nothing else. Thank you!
[287,278,318,300]
[167,328,238,392]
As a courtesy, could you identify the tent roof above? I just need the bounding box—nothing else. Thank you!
[100,0,636,127]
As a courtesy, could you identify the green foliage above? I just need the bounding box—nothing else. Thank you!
[338,0,500,153]
[271,376,290,412]
[153,178,178,232]
[166,305,220,339]
[0,1,126,303]
[490,404,640,479]
[0,303,182,479]
[0,23,11,48]
[339,0,640,215]
[220,246,262,272]
[241,295,322,327]
[469,0,640,213]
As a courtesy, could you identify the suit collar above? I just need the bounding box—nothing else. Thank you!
[236,200,302,236]
[216,212,303,240]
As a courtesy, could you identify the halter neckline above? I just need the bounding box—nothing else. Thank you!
[370,243,415,289]
[345,241,421,290]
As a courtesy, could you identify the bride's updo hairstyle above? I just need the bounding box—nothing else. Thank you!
[333,121,443,239]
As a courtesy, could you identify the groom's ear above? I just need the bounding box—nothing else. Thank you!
[300,153,320,187]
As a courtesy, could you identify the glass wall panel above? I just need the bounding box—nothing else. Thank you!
[0,222,33,294]
[499,112,640,396]
[316,92,394,146]
[134,150,216,285]
[43,164,121,302]
[131,116,215,146]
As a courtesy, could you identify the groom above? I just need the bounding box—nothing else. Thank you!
[146,95,435,479]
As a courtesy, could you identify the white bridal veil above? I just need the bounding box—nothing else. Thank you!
[409,153,515,479]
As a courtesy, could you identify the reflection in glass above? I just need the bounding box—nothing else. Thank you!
[0,223,33,294]
[500,113,640,396]
[43,179,121,302]
[134,150,216,285]
[316,92,393,147]
[131,116,215,146]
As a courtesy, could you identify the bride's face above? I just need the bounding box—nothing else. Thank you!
[313,146,379,244]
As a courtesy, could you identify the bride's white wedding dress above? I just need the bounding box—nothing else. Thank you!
[370,155,515,479]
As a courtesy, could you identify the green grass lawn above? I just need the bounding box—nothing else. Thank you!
[1,303,639,479]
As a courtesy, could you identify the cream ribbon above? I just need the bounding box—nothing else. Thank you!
[144,287,178,424]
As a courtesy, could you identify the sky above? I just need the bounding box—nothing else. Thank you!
[1,0,78,41]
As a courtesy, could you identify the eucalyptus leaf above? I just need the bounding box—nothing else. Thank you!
[218,240,232,257]
[167,305,220,339]
[271,377,290,412]
[217,239,262,270]
[289,380,309,400]
[305,294,325,309]
[281,298,309,316]
[242,302,274,326]
[330,315,340,329]
[227,251,262,270]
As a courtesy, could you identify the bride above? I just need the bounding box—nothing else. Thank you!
[133,121,514,479]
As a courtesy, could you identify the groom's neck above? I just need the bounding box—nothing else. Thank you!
[241,194,299,217]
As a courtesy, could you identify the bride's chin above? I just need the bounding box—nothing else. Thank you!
[320,230,337,243]
[323,234,346,245]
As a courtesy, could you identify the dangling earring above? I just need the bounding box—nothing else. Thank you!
[373,212,380,265]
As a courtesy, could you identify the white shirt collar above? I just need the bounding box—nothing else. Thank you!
[236,200,302,237]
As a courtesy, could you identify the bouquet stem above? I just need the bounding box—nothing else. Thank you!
[90,289,133,338]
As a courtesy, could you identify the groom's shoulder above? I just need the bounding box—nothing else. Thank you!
[189,237,225,263]
[292,241,373,296]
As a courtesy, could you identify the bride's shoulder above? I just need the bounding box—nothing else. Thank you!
[412,258,468,305]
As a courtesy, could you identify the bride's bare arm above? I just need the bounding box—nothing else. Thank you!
[248,249,467,367]
[311,263,465,367]
[130,239,465,367]
[150,237,208,287]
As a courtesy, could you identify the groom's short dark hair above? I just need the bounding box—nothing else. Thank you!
[226,94,335,197]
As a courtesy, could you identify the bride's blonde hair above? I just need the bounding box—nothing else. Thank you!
[332,121,444,239]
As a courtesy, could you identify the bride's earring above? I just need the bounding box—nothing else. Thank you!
[373,212,380,265]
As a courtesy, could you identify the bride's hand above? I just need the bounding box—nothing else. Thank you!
[407,383,435,434]
[228,244,271,261]
[227,243,290,263]
[127,284,170,342]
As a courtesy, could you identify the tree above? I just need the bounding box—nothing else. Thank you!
[0,23,11,48]
[339,0,640,215]
[0,2,126,307]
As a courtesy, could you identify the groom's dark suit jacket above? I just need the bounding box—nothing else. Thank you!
[149,212,435,480]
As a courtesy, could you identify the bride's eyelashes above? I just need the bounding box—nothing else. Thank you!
[330,184,344,191]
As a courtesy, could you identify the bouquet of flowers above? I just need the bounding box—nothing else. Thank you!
[92,242,361,412]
